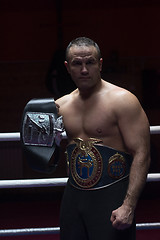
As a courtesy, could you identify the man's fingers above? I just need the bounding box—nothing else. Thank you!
[55,103,60,112]
[110,211,119,228]
[110,210,125,230]
[111,212,131,230]
[110,211,116,223]
[111,216,120,229]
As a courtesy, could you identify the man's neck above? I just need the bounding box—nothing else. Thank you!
[78,79,103,99]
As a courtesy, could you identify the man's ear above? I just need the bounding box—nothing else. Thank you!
[64,61,70,74]
[100,58,103,72]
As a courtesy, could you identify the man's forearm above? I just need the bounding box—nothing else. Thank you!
[123,153,150,210]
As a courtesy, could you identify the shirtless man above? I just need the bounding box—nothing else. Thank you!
[56,37,150,240]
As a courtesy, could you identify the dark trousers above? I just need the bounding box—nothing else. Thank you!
[60,178,136,240]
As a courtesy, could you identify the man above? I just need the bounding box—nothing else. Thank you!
[56,37,150,240]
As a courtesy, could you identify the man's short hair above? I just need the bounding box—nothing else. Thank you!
[66,37,101,61]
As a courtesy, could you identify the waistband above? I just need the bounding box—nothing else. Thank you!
[66,138,133,190]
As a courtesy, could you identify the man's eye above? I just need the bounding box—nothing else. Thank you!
[86,60,96,65]
[72,61,81,65]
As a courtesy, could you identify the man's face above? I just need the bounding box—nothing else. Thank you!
[65,45,103,91]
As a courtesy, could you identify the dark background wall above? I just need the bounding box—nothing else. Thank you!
[0,3,160,239]
[0,0,160,179]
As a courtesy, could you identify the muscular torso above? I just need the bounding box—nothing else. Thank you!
[56,80,128,152]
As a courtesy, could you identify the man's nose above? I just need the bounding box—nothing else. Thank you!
[81,64,88,74]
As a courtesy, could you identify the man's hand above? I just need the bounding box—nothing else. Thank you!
[110,204,134,230]
[55,103,60,113]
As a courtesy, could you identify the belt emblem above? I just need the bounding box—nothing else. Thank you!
[108,153,126,179]
[70,138,103,188]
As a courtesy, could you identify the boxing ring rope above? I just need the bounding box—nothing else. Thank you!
[0,173,158,189]
[0,126,160,237]
[0,223,160,237]
[0,131,67,142]
[0,125,160,142]
[0,227,60,237]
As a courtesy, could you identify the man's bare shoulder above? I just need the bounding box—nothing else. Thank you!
[103,81,141,112]
[56,90,77,105]
[55,94,70,106]
[104,81,136,101]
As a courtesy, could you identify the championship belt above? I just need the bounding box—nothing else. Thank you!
[21,98,64,173]
[66,138,133,190]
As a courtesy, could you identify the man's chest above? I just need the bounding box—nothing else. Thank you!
[62,104,117,138]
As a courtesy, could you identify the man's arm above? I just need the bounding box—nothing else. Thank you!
[110,91,151,230]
